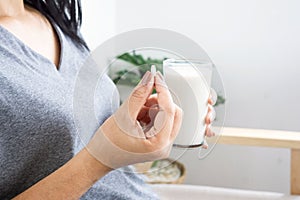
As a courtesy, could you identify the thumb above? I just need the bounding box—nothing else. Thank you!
[128,71,154,119]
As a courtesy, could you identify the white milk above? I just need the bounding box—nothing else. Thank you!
[163,59,212,147]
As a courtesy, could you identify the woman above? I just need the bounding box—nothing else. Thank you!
[0,0,215,199]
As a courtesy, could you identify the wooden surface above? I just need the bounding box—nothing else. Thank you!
[291,149,300,195]
[211,127,300,149]
[207,127,300,195]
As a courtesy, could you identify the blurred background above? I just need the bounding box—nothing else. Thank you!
[81,0,300,194]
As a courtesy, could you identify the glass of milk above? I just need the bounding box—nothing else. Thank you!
[163,59,212,148]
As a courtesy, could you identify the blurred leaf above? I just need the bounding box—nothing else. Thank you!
[215,95,225,106]
[133,54,146,65]
[151,160,159,168]
[117,53,140,65]
[116,69,128,76]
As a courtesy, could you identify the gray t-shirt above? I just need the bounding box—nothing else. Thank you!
[0,21,158,199]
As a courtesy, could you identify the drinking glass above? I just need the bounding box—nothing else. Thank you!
[163,59,213,148]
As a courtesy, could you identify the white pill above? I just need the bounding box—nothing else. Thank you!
[151,65,156,76]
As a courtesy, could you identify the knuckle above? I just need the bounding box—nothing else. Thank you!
[176,106,183,116]
[154,148,169,160]
[164,104,176,116]
[131,86,147,100]
[144,140,159,152]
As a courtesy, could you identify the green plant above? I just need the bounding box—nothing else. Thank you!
[112,51,165,86]
[215,95,225,106]
[111,51,225,106]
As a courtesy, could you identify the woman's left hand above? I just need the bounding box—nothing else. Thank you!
[202,94,217,149]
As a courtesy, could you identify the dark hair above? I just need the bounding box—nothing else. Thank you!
[24,0,88,49]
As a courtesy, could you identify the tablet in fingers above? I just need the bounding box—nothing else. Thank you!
[155,71,174,115]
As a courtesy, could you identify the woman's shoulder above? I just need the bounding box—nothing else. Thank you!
[0,23,35,68]
[0,18,27,50]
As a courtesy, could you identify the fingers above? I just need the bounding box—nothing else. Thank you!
[205,104,216,124]
[137,106,159,126]
[208,98,214,105]
[155,71,174,115]
[206,86,217,139]
[146,104,182,153]
[146,71,175,140]
[146,109,173,142]
[137,94,159,121]
[205,124,215,137]
[203,88,217,149]
[128,71,154,118]
[146,72,178,144]
[131,71,180,150]
[202,125,215,149]
[207,88,216,125]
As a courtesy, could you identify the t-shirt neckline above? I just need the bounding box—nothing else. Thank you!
[0,19,64,72]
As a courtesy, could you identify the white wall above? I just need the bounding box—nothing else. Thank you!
[81,0,300,194]
[114,0,300,194]
[81,0,116,50]
[115,0,300,131]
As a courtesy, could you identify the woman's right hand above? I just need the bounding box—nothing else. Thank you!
[12,72,182,199]
[87,71,183,169]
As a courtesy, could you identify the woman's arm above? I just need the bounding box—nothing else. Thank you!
[12,71,209,199]
[13,148,111,200]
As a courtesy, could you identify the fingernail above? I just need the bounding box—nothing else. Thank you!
[206,128,214,137]
[202,140,208,149]
[140,71,152,86]
[207,124,211,130]
[155,71,167,86]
